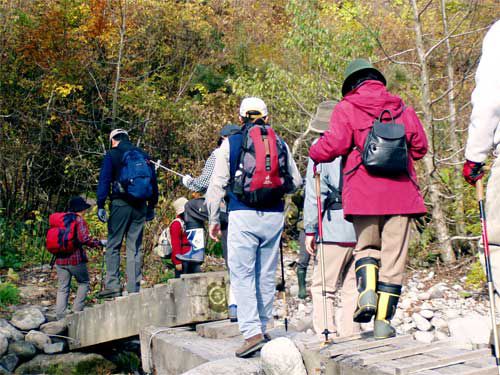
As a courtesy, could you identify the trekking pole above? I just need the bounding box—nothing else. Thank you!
[476,179,500,374]
[313,164,331,346]
[100,251,106,292]
[150,159,185,178]
[279,237,289,331]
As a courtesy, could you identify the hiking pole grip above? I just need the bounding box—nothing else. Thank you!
[476,179,500,372]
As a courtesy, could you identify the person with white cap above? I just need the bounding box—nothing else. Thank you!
[303,101,360,338]
[206,97,302,358]
[96,129,159,298]
[169,197,201,277]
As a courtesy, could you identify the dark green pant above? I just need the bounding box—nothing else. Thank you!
[105,199,146,293]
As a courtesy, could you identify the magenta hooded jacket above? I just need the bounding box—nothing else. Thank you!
[309,81,428,217]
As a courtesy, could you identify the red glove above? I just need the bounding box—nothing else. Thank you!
[463,160,485,185]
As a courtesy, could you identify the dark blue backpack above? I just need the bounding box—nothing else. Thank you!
[118,149,153,202]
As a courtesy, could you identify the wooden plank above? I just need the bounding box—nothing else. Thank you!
[361,340,452,365]
[459,367,499,375]
[331,331,375,344]
[395,348,491,375]
[328,335,412,357]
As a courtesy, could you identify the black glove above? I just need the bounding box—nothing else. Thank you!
[146,207,155,222]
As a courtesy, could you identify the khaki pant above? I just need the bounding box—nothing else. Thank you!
[311,244,360,337]
[483,157,500,293]
[352,215,411,285]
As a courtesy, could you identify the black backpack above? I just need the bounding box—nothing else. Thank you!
[362,109,408,175]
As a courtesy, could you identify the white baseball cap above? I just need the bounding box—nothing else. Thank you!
[109,128,129,141]
[239,97,268,118]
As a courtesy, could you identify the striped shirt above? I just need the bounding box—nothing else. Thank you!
[184,150,217,193]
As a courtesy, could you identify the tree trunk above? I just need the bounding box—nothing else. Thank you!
[410,0,455,263]
[112,0,126,126]
[440,0,465,239]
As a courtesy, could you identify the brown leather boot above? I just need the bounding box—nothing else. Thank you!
[235,333,266,358]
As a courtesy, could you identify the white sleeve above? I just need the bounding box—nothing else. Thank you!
[465,21,500,163]
[284,143,303,190]
[206,139,230,224]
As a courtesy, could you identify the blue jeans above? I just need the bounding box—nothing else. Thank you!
[228,210,284,339]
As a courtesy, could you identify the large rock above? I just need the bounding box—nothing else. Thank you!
[10,308,45,331]
[8,341,37,361]
[40,321,67,336]
[0,354,18,373]
[261,337,307,375]
[449,315,491,348]
[15,352,116,374]
[43,342,65,354]
[183,358,261,375]
[412,313,432,331]
[0,334,8,357]
[0,320,24,341]
[25,330,51,351]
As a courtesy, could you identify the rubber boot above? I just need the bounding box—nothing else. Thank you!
[176,228,205,263]
[353,257,379,323]
[297,268,307,299]
[374,282,402,340]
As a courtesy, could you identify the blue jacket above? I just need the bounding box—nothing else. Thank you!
[97,141,159,209]
[303,154,356,244]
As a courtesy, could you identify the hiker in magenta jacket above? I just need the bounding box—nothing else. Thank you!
[309,59,428,340]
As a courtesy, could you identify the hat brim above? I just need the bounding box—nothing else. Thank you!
[72,203,91,212]
[342,68,386,97]
[309,119,330,134]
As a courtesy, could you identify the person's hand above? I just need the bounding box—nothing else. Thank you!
[305,234,316,256]
[182,174,193,188]
[209,223,221,242]
[99,239,108,247]
[97,208,107,223]
[175,264,182,272]
[463,160,485,185]
[146,207,155,222]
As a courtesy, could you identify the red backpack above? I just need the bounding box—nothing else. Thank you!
[231,123,293,208]
[46,213,79,255]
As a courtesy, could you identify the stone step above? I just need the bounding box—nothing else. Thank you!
[66,272,229,349]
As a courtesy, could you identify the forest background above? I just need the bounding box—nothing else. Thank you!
[1,0,499,288]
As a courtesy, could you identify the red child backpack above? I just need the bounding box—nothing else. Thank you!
[231,122,293,208]
[46,213,79,255]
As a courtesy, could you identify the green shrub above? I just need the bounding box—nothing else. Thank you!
[0,282,20,307]
[466,260,486,290]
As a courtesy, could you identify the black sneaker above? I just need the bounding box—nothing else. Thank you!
[97,289,121,299]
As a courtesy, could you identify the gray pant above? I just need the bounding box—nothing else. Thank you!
[106,199,146,293]
[56,263,90,319]
[297,230,310,271]
[484,157,500,293]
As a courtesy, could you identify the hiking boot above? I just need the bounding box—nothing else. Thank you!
[97,288,121,299]
[264,333,272,342]
[229,304,238,322]
[353,257,379,323]
[297,268,307,299]
[235,334,266,358]
[176,228,205,263]
[374,282,402,340]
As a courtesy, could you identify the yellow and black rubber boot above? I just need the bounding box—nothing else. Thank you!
[374,282,402,339]
[353,257,379,323]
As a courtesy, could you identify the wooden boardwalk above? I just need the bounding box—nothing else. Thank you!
[300,332,496,375]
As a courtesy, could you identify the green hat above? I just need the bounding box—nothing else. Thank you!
[310,101,337,133]
[341,58,386,96]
